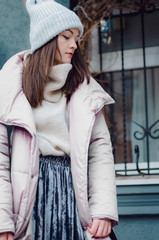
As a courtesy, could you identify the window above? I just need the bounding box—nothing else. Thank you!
[91,4,159,176]
[104,67,159,175]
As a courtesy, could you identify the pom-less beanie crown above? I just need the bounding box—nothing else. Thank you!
[26,0,83,53]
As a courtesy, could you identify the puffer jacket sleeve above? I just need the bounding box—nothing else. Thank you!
[0,123,15,234]
[88,110,118,227]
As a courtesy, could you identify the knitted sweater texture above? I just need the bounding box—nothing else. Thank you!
[33,63,72,156]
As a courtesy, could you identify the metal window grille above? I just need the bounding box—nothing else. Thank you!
[98,2,159,176]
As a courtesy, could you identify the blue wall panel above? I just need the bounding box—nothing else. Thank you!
[0,0,30,68]
[117,184,159,215]
[115,215,159,240]
[0,0,69,69]
[116,183,159,239]
[56,0,69,7]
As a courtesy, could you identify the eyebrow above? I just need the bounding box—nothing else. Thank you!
[64,29,79,37]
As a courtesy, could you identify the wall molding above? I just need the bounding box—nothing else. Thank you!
[117,183,159,215]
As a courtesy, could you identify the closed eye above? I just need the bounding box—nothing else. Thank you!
[63,35,69,40]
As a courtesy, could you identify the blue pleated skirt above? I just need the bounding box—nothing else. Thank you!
[32,155,87,240]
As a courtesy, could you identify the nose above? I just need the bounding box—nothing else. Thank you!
[70,39,77,50]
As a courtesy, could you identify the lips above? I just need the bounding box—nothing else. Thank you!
[66,52,73,56]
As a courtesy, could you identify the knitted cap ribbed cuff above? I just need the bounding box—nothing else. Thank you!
[26,0,83,53]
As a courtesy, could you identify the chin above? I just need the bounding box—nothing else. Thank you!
[63,61,71,64]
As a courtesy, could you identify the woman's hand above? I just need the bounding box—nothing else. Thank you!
[87,218,111,238]
[0,232,14,240]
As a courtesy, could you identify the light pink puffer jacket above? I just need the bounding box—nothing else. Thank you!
[0,51,118,239]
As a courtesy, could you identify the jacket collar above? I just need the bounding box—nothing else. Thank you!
[0,50,36,134]
[0,50,114,134]
[69,75,115,114]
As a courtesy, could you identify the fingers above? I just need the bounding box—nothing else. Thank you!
[100,220,111,238]
[7,233,14,240]
[0,233,7,240]
[87,219,100,236]
[87,219,112,238]
[0,232,14,240]
[94,220,105,237]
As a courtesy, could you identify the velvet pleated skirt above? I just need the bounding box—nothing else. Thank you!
[32,155,87,240]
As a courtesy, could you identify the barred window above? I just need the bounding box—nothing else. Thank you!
[92,3,159,176]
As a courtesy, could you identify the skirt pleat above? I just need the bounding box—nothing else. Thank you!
[32,155,87,240]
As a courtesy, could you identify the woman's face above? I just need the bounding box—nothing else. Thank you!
[54,28,79,65]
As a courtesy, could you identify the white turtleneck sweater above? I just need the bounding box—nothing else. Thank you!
[33,63,72,156]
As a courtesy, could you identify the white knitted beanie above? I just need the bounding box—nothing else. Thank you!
[26,0,84,53]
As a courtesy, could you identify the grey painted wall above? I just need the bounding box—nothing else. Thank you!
[115,215,159,240]
[56,0,69,7]
[115,183,159,239]
[0,0,69,69]
[0,0,30,69]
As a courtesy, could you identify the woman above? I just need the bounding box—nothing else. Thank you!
[0,0,118,239]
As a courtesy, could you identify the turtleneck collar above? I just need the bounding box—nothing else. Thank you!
[43,63,72,103]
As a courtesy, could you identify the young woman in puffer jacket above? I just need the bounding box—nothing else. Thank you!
[0,0,118,239]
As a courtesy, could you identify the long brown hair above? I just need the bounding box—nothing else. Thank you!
[22,37,90,108]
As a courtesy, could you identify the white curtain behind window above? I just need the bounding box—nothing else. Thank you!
[131,68,159,163]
